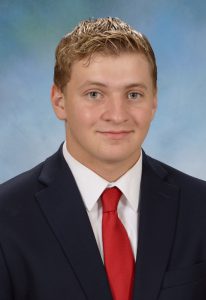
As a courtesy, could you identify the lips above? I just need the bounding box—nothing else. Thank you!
[97,130,133,139]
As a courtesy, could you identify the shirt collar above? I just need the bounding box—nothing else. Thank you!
[62,142,142,212]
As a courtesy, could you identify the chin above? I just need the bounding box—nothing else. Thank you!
[98,153,134,164]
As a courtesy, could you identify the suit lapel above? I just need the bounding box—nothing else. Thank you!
[133,154,180,300]
[36,149,112,300]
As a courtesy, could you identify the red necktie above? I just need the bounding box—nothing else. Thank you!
[101,187,135,300]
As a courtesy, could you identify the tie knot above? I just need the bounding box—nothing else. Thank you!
[101,187,122,213]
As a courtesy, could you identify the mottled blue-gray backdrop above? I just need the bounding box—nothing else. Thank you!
[1,0,206,183]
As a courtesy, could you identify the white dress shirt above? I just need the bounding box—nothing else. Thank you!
[62,142,142,261]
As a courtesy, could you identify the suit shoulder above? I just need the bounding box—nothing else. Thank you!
[0,162,44,207]
[146,155,206,190]
[0,146,62,211]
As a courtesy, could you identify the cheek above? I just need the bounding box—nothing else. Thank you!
[68,106,97,129]
[78,102,102,122]
[132,108,154,127]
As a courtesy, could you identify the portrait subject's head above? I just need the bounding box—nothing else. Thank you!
[51,17,157,180]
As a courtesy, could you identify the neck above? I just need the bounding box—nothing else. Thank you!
[86,161,138,182]
[66,146,140,182]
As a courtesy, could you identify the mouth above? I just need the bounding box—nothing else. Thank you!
[97,130,133,140]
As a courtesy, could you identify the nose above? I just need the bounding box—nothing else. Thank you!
[102,97,128,124]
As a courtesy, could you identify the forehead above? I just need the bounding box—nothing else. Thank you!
[69,52,154,89]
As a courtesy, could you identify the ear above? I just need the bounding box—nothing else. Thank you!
[151,90,158,120]
[50,84,67,120]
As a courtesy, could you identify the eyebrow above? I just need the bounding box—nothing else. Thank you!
[123,83,148,90]
[79,81,107,89]
[78,81,148,90]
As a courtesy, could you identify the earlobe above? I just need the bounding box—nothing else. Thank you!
[50,84,67,120]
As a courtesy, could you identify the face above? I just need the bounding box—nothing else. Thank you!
[51,53,157,172]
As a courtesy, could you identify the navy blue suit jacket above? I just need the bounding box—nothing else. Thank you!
[1,145,206,300]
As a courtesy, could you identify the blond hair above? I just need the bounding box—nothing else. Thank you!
[54,17,157,90]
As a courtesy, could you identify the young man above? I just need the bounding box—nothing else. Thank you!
[0,17,206,300]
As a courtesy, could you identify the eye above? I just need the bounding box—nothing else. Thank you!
[87,91,102,100]
[128,92,142,100]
